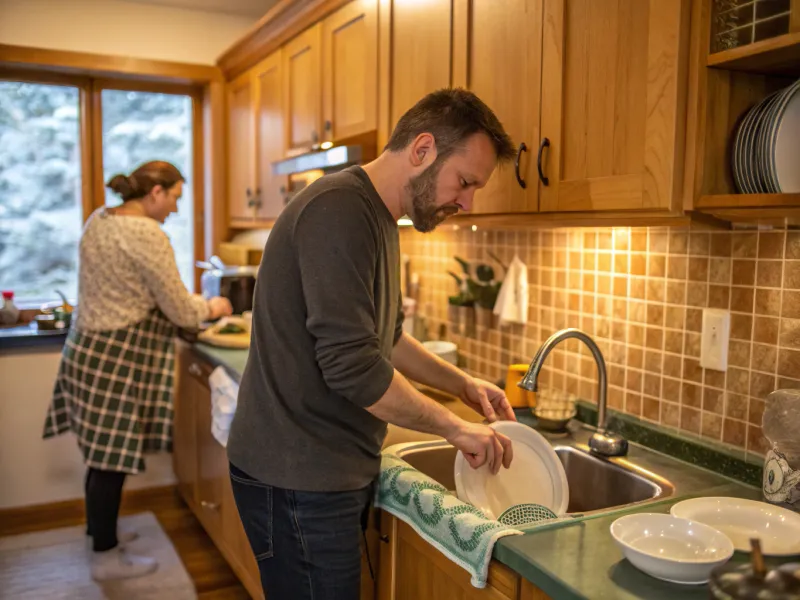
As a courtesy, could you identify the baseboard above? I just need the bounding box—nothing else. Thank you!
[0,484,180,537]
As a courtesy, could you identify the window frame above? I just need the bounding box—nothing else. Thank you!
[0,68,207,301]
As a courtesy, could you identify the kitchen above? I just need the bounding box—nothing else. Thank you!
[1,0,800,598]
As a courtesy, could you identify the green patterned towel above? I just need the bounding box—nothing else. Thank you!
[375,452,524,588]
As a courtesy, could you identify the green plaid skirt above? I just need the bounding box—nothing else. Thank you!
[43,310,177,474]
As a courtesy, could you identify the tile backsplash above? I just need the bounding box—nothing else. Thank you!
[400,225,800,459]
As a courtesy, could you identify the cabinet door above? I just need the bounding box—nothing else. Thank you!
[221,477,265,600]
[254,51,288,220]
[173,350,198,507]
[228,71,257,221]
[539,0,686,212]
[458,0,543,214]
[389,0,452,128]
[323,0,378,143]
[284,23,323,152]
[194,372,228,541]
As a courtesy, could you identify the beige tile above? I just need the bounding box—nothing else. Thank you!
[759,231,785,259]
[649,254,667,277]
[731,313,753,341]
[726,393,748,420]
[631,254,647,277]
[685,332,702,357]
[597,274,611,295]
[598,231,612,250]
[631,278,646,300]
[581,294,594,314]
[662,377,682,402]
[627,346,644,370]
[665,330,684,354]
[731,287,754,313]
[645,350,663,374]
[631,232,647,252]
[626,393,642,416]
[643,397,660,421]
[747,424,770,455]
[668,256,688,280]
[778,349,800,379]
[646,327,663,350]
[663,354,682,378]
[755,289,782,316]
[732,233,758,259]
[776,376,800,391]
[787,232,800,260]
[751,343,777,373]
[582,272,596,292]
[662,402,681,427]
[644,373,661,397]
[723,418,747,447]
[705,369,726,389]
[688,257,710,282]
[732,260,756,286]
[728,340,751,368]
[750,372,776,400]
[703,388,725,414]
[626,369,643,393]
[649,231,668,254]
[711,234,732,258]
[647,279,666,302]
[687,283,708,308]
[686,308,703,332]
[628,323,645,347]
[709,285,730,309]
[709,258,732,285]
[683,358,703,384]
[670,232,689,255]
[780,318,800,350]
[614,230,630,251]
[647,304,664,326]
[753,316,779,345]
[726,368,750,396]
[629,300,646,323]
[666,280,686,304]
[757,261,783,288]
[615,254,629,274]
[681,407,701,434]
[701,412,723,440]
[584,231,597,249]
[665,305,685,326]
[609,365,626,388]
[784,291,800,319]
[598,252,612,273]
[784,262,800,289]
[690,233,710,256]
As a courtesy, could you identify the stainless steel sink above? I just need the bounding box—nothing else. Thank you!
[392,440,674,515]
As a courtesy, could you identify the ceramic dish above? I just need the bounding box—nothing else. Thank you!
[670,497,800,556]
[454,421,569,520]
[610,513,734,585]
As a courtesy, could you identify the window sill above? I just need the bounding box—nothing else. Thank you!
[0,322,68,351]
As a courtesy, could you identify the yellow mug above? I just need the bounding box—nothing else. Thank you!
[505,364,536,409]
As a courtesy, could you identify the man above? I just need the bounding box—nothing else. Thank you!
[227,89,517,600]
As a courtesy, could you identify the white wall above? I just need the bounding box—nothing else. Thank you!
[0,347,175,509]
[0,0,255,65]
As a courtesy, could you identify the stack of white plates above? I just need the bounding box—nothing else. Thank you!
[732,78,800,194]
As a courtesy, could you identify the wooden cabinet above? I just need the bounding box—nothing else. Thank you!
[454,0,543,214]
[323,0,378,143]
[377,513,551,600]
[538,0,688,213]
[388,0,453,129]
[227,71,257,222]
[284,23,323,152]
[254,51,287,220]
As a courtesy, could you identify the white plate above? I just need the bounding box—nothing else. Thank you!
[772,79,800,192]
[670,497,800,556]
[454,421,569,520]
[611,513,734,585]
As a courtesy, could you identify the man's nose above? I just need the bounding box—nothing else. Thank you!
[457,190,475,213]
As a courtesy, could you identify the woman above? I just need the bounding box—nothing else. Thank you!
[43,161,232,581]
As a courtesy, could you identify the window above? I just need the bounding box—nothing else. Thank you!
[101,90,195,291]
[0,81,83,303]
[0,75,202,305]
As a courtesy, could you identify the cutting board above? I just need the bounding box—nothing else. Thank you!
[198,317,251,349]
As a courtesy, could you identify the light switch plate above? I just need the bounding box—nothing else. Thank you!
[700,309,730,372]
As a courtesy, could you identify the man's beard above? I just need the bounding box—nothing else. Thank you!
[405,159,457,233]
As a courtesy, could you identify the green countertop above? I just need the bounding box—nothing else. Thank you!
[187,343,796,600]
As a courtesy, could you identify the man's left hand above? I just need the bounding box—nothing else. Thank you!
[460,378,517,423]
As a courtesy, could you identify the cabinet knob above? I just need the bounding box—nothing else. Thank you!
[311,130,319,144]
[379,535,390,544]
[200,500,220,511]
[188,363,202,377]
[325,120,332,132]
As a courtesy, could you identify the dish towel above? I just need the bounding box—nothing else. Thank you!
[375,452,524,588]
[493,254,528,326]
[208,366,239,447]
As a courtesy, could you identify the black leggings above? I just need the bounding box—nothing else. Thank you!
[85,468,127,552]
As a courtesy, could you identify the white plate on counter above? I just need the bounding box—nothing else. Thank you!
[670,497,800,556]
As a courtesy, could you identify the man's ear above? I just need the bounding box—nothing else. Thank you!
[409,133,437,168]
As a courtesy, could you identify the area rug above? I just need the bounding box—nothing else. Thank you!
[0,511,197,599]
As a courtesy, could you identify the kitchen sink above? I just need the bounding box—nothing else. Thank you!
[392,440,674,515]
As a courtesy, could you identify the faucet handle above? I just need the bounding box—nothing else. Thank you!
[589,430,628,457]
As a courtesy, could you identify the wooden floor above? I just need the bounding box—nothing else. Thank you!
[0,486,251,600]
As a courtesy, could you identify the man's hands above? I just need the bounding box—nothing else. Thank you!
[460,377,517,423]
[446,420,513,474]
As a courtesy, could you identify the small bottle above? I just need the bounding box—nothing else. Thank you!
[0,291,20,325]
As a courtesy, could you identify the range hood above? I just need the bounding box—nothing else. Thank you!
[272,145,364,176]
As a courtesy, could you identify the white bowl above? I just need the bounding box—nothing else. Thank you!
[423,340,458,365]
[610,513,734,585]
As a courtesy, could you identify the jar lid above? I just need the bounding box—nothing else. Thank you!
[1,291,13,300]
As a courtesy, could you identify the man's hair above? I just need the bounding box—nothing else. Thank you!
[385,88,515,163]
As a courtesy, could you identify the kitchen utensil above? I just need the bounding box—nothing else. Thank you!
[532,388,576,432]
[454,421,569,520]
[710,539,800,600]
[198,316,251,349]
[610,513,734,585]
[504,364,535,409]
[198,261,259,315]
[670,497,800,556]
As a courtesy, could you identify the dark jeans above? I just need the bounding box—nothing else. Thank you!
[85,467,127,552]
[229,462,373,600]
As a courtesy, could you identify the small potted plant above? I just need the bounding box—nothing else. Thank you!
[469,264,502,329]
[447,257,475,335]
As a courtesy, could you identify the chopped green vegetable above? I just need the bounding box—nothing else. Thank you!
[217,323,246,335]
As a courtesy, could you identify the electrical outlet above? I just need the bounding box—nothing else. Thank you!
[700,309,730,372]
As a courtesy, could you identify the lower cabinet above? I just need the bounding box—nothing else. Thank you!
[175,344,550,600]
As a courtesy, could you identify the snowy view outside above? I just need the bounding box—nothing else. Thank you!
[101,89,194,291]
[0,82,195,305]
[0,81,82,303]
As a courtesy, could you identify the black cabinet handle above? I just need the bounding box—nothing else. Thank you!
[514,142,527,189]
[325,120,332,132]
[254,188,262,208]
[537,138,550,186]
[246,188,254,208]
[379,535,390,544]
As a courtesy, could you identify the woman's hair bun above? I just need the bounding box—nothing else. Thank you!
[106,174,137,201]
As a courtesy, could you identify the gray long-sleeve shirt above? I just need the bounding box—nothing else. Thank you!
[226,166,403,492]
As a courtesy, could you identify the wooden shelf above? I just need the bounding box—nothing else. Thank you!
[707,32,800,76]
[229,218,276,230]
[696,193,800,209]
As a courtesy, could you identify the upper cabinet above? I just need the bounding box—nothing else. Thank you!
[454,0,543,214]
[227,71,256,222]
[388,0,453,128]
[254,51,287,220]
[322,0,378,143]
[538,0,689,213]
[283,23,323,152]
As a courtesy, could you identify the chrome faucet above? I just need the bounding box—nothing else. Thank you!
[518,328,628,457]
